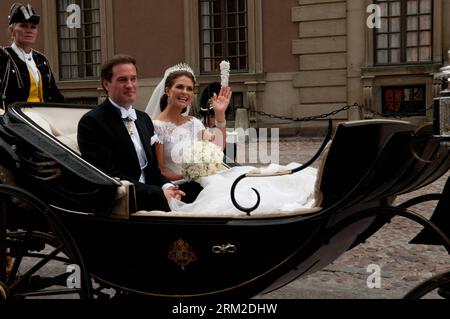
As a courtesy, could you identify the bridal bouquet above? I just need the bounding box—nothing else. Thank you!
[181,141,224,181]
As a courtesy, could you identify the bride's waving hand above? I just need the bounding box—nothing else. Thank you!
[208,85,232,150]
[211,86,232,116]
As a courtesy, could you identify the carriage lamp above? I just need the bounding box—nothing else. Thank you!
[434,50,450,140]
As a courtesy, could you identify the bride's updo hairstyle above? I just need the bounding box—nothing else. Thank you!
[160,70,196,113]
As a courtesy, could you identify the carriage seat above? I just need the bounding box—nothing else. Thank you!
[22,107,89,154]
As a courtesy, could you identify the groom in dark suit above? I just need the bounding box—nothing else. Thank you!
[78,54,185,212]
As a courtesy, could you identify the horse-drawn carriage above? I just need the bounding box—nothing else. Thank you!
[0,102,449,299]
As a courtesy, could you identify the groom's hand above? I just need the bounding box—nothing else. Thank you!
[164,186,186,201]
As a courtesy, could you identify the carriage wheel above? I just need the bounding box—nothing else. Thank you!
[324,206,450,299]
[0,185,93,299]
[0,281,9,301]
[404,270,450,299]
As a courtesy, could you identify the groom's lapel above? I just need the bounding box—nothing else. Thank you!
[103,100,141,167]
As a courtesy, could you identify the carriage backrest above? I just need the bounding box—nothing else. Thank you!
[318,119,415,208]
[21,106,91,154]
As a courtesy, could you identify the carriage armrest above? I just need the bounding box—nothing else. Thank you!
[109,180,136,220]
[313,141,332,207]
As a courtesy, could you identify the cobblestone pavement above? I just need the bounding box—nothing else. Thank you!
[256,138,449,299]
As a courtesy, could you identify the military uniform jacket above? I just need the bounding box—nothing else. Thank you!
[0,46,65,107]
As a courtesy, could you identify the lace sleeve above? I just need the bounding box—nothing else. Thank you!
[153,120,170,144]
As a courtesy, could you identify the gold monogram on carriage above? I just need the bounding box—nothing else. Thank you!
[168,238,198,271]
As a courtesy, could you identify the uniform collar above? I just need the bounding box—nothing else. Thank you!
[11,42,33,63]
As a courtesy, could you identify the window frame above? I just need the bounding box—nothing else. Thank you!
[41,0,114,101]
[42,0,114,83]
[56,0,102,80]
[184,0,263,76]
[371,0,440,66]
[374,0,434,65]
[198,0,249,74]
[381,85,426,115]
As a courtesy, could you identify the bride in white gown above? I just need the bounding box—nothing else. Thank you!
[145,63,318,215]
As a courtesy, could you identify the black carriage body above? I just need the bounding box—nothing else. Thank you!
[57,210,324,297]
[1,103,449,299]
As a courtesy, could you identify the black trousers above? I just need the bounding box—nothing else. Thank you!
[178,181,203,204]
[135,183,170,212]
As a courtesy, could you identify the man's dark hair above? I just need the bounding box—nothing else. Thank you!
[101,54,137,84]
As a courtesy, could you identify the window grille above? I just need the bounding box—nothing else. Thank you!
[375,0,432,65]
[57,0,101,80]
[199,0,248,73]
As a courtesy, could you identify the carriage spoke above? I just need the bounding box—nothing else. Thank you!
[7,230,33,285]
[8,244,64,293]
[14,288,81,298]
[0,185,92,299]
[26,253,72,264]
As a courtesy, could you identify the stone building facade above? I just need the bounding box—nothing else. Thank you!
[1,0,449,135]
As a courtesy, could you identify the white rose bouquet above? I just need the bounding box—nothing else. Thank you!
[181,141,224,181]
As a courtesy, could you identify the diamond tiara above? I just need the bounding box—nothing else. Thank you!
[164,63,196,81]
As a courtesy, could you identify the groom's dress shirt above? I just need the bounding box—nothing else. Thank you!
[110,100,148,183]
[110,99,174,190]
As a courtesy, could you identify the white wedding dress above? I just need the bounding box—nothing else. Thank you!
[153,117,205,177]
[153,117,318,215]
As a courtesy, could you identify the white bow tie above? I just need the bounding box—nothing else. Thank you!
[120,107,137,122]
